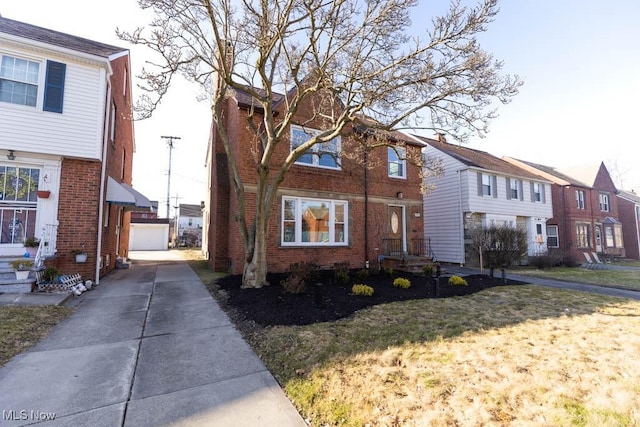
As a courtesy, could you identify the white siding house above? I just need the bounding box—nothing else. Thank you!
[415,135,553,265]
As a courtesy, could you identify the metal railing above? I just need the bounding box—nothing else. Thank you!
[382,237,433,258]
[34,224,58,268]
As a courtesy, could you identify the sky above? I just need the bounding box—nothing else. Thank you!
[3,0,640,218]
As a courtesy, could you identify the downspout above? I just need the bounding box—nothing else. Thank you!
[458,170,465,265]
[364,149,369,269]
[95,67,113,284]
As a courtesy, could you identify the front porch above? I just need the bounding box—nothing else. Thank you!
[378,238,433,273]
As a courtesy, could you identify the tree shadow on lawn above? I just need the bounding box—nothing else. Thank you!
[212,270,528,327]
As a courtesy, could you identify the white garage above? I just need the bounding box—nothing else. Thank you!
[129,223,169,251]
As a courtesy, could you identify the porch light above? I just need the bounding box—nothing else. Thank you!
[7,150,15,160]
[396,191,403,199]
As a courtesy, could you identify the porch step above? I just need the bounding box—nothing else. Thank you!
[0,256,37,293]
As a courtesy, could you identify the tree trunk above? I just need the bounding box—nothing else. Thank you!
[241,182,273,288]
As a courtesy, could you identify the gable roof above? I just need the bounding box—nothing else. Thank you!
[618,189,640,204]
[0,16,126,58]
[414,135,542,180]
[503,157,590,187]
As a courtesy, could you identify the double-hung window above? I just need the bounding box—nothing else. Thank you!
[478,173,496,197]
[576,190,585,209]
[533,182,543,202]
[546,225,559,247]
[0,55,39,107]
[507,178,521,200]
[599,193,610,212]
[388,147,406,178]
[0,55,66,113]
[291,125,341,169]
[576,223,591,248]
[282,197,347,246]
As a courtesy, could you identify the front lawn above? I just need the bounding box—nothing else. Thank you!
[513,267,640,291]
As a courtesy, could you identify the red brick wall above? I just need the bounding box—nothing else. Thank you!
[618,197,640,260]
[209,91,424,275]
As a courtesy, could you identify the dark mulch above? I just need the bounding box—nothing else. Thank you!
[213,270,525,327]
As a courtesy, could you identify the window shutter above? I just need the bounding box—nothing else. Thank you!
[477,172,482,196]
[519,180,524,201]
[43,60,66,113]
[530,181,535,202]
[492,175,497,198]
[541,184,546,203]
[506,178,511,199]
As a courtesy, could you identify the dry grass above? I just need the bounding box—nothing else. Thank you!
[513,267,640,291]
[247,286,640,426]
[0,306,72,367]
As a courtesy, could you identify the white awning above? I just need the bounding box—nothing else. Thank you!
[106,176,152,211]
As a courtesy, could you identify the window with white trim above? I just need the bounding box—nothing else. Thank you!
[533,182,543,202]
[0,55,39,107]
[282,197,347,245]
[599,193,610,212]
[576,223,591,248]
[482,174,493,196]
[546,225,559,247]
[388,147,406,178]
[291,125,341,169]
[510,179,520,199]
[576,190,585,209]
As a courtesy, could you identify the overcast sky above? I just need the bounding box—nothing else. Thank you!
[3,0,639,218]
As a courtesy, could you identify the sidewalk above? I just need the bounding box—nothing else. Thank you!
[0,255,306,426]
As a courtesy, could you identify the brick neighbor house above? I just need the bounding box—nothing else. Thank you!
[203,89,426,275]
[617,190,640,260]
[0,16,150,284]
[504,159,625,264]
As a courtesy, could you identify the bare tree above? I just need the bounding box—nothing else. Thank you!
[119,0,522,288]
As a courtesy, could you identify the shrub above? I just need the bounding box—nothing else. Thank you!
[423,264,434,277]
[383,267,394,277]
[351,284,374,296]
[354,268,369,281]
[448,275,468,286]
[393,277,411,289]
[42,267,61,283]
[333,262,350,285]
[281,261,320,294]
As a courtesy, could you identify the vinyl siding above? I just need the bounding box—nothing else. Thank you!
[423,146,466,264]
[0,47,107,160]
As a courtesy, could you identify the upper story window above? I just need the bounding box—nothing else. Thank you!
[291,125,341,170]
[533,182,544,202]
[0,55,65,113]
[388,147,406,179]
[507,178,521,200]
[110,101,117,143]
[576,190,585,209]
[599,193,610,212]
[477,172,496,197]
[0,55,39,107]
[282,196,347,246]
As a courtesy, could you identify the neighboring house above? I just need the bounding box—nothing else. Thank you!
[175,203,203,247]
[617,190,640,260]
[415,135,553,266]
[504,159,625,263]
[130,201,170,251]
[204,89,425,275]
[0,17,150,282]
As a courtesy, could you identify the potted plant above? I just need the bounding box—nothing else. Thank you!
[72,249,88,263]
[37,190,51,198]
[41,267,60,283]
[11,259,34,280]
[23,237,39,257]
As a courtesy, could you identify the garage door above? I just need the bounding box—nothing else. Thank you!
[130,224,168,251]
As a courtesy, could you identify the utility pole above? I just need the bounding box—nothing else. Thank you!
[161,135,181,219]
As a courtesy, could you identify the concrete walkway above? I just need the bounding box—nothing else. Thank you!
[0,255,306,426]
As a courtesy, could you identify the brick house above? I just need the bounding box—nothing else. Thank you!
[616,190,639,260]
[503,159,625,263]
[0,17,150,283]
[203,89,425,275]
[415,136,553,266]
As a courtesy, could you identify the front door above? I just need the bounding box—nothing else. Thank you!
[595,224,602,252]
[387,205,405,256]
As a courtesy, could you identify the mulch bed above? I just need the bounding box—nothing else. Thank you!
[213,270,525,327]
